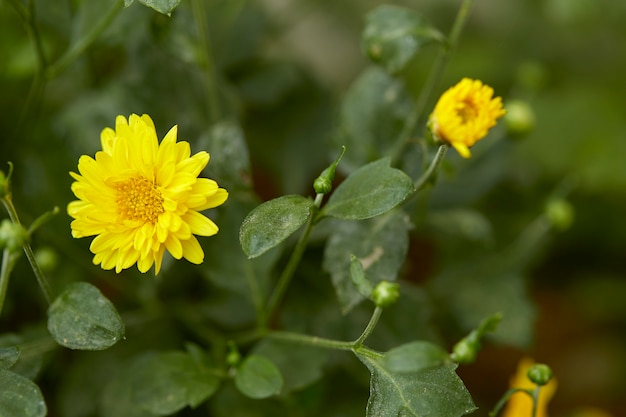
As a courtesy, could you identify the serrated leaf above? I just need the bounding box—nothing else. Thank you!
[47,282,124,350]
[362,5,444,74]
[322,158,413,220]
[130,351,220,415]
[323,210,409,313]
[383,341,450,373]
[356,352,476,417]
[334,67,414,171]
[0,346,19,370]
[137,0,181,15]
[0,369,47,417]
[240,195,314,258]
[235,355,283,399]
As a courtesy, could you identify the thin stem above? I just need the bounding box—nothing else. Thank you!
[412,144,448,193]
[389,0,476,164]
[488,388,533,417]
[531,386,540,417]
[45,0,124,80]
[353,306,383,347]
[191,0,221,123]
[1,197,54,304]
[268,331,354,351]
[0,250,16,316]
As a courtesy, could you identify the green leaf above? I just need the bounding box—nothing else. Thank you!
[130,351,220,414]
[356,352,476,417]
[240,195,314,258]
[235,355,283,399]
[47,282,125,350]
[334,67,414,171]
[0,346,19,370]
[137,0,181,15]
[124,0,134,6]
[383,341,450,373]
[0,369,47,417]
[200,121,251,189]
[323,210,410,313]
[350,254,374,299]
[322,158,413,220]
[362,5,444,74]
[253,338,328,394]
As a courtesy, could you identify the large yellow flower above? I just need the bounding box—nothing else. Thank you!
[502,357,557,417]
[68,114,228,275]
[429,78,506,158]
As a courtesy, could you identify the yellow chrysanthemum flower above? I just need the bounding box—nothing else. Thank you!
[68,114,228,275]
[502,357,558,417]
[429,78,506,158]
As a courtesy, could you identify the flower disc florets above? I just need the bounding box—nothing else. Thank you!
[68,114,228,275]
[428,78,506,158]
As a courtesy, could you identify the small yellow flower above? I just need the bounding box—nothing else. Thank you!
[68,114,228,275]
[502,357,558,417]
[429,78,506,158]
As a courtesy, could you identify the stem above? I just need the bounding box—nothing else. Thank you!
[0,250,16,316]
[353,306,383,346]
[191,0,221,123]
[1,197,54,304]
[531,386,540,417]
[268,331,354,351]
[389,0,476,163]
[44,0,123,80]
[412,144,448,193]
[488,388,533,417]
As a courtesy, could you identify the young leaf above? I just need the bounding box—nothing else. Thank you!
[240,195,314,258]
[0,369,47,417]
[321,158,413,220]
[356,352,476,417]
[130,351,220,414]
[47,282,125,350]
[0,346,19,370]
[383,341,450,373]
[350,254,374,299]
[323,210,409,313]
[137,0,181,15]
[235,355,283,399]
[362,5,444,74]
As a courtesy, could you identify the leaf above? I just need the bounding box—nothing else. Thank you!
[200,121,251,189]
[383,341,450,373]
[323,210,410,313]
[0,369,47,417]
[253,338,329,393]
[321,158,413,220]
[235,355,283,399]
[240,195,314,258]
[137,0,181,15]
[130,351,220,415]
[362,5,444,74]
[350,254,374,299]
[356,352,476,417]
[124,0,134,6]
[334,67,414,171]
[0,346,19,370]
[47,282,125,350]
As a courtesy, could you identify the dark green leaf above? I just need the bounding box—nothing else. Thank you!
[322,158,413,220]
[383,341,450,373]
[253,338,328,393]
[334,67,414,171]
[235,355,283,399]
[323,210,410,313]
[0,369,47,417]
[130,351,220,414]
[0,346,19,369]
[362,5,444,74]
[240,195,314,258]
[137,0,181,15]
[356,352,476,417]
[47,282,124,350]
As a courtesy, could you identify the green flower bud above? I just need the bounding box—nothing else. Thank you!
[226,341,241,367]
[34,246,59,273]
[545,198,574,231]
[0,219,28,253]
[527,363,553,386]
[313,167,334,194]
[372,281,400,308]
[450,338,478,364]
[505,100,536,139]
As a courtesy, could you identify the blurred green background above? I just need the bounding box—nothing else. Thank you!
[1,0,625,416]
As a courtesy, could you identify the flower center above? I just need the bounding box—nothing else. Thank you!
[457,100,478,124]
[115,176,164,223]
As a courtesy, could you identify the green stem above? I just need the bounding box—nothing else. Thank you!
[531,386,540,417]
[389,0,476,163]
[0,250,16,317]
[1,197,54,304]
[191,0,221,123]
[353,306,383,347]
[488,388,533,417]
[412,144,448,193]
[45,0,123,80]
[268,331,354,351]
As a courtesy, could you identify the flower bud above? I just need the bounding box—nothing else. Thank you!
[0,219,28,253]
[545,198,574,231]
[504,100,535,139]
[313,167,334,194]
[527,363,553,386]
[372,281,400,308]
[450,337,478,364]
[35,247,59,273]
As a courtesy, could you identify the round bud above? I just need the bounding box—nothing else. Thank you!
[505,100,535,139]
[527,363,553,386]
[372,281,400,308]
[0,219,28,253]
[545,198,574,231]
[313,168,333,194]
[450,338,478,364]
